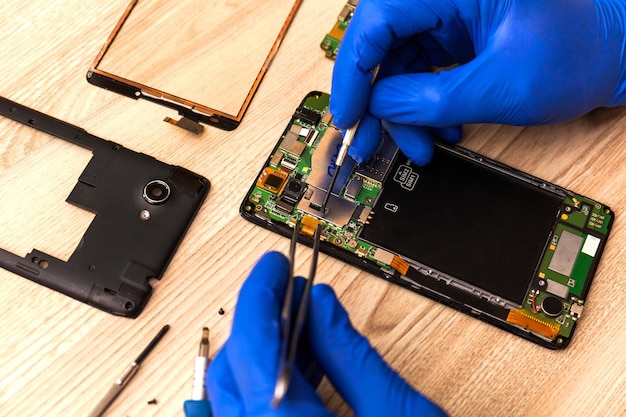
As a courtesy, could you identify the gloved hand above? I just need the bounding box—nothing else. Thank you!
[330,0,626,165]
[206,251,447,417]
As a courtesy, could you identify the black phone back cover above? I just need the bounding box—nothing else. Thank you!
[0,97,209,318]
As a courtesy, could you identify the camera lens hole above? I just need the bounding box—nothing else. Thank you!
[143,180,171,205]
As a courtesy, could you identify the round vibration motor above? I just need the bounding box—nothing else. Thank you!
[541,296,564,317]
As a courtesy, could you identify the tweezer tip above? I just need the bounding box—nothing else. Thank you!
[320,189,331,214]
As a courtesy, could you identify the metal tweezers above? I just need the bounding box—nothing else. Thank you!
[272,219,321,408]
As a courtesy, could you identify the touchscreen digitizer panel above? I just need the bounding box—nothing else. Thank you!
[88,0,302,131]
[240,92,614,349]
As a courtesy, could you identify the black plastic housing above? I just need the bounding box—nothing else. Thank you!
[0,97,209,318]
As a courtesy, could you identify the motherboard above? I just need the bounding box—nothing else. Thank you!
[241,92,614,349]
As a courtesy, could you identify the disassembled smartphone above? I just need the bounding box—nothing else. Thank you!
[88,0,302,132]
[240,92,614,349]
[0,97,209,318]
[320,0,358,59]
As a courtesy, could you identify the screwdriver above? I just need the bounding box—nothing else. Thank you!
[88,325,170,417]
[320,65,380,214]
[183,327,212,417]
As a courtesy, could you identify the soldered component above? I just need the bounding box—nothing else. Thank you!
[281,156,298,171]
[581,234,601,257]
[305,129,318,147]
[546,279,569,298]
[274,199,294,216]
[548,230,583,277]
[354,135,399,184]
[257,167,289,193]
[281,179,307,205]
[569,302,583,319]
[529,289,540,312]
[320,110,333,127]
[295,107,321,127]
[354,205,372,224]
[588,211,607,230]
[270,150,284,167]
[345,177,363,200]
[279,124,307,157]
[541,296,564,317]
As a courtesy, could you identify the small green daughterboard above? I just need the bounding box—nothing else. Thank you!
[320,0,359,59]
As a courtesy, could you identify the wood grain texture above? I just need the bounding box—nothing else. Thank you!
[0,1,624,416]
[95,0,300,116]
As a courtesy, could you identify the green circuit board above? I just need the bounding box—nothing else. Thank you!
[518,200,612,340]
[244,92,391,266]
[320,0,359,59]
[241,91,614,349]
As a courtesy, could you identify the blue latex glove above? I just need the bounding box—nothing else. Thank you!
[206,251,447,417]
[184,399,212,417]
[330,0,626,165]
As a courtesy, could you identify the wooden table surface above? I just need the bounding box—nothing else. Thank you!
[0,1,624,416]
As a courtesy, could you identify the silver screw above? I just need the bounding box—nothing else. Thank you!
[140,210,151,221]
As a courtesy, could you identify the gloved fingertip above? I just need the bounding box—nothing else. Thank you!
[205,348,242,416]
[408,142,435,166]
[254,250,289,272]
[234,251,289,328]
[309,284,449,417]
[310,283,348,314]
[330,63,374,129]
[347,147,365,164]
[431,125,463,144]
[205,347,223,390]
[347,112,382,163]
[308,284,361,356]
[239,251,290,296]
[224,251,293,402]
[382,121,435,166]
[328,107,351,130]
